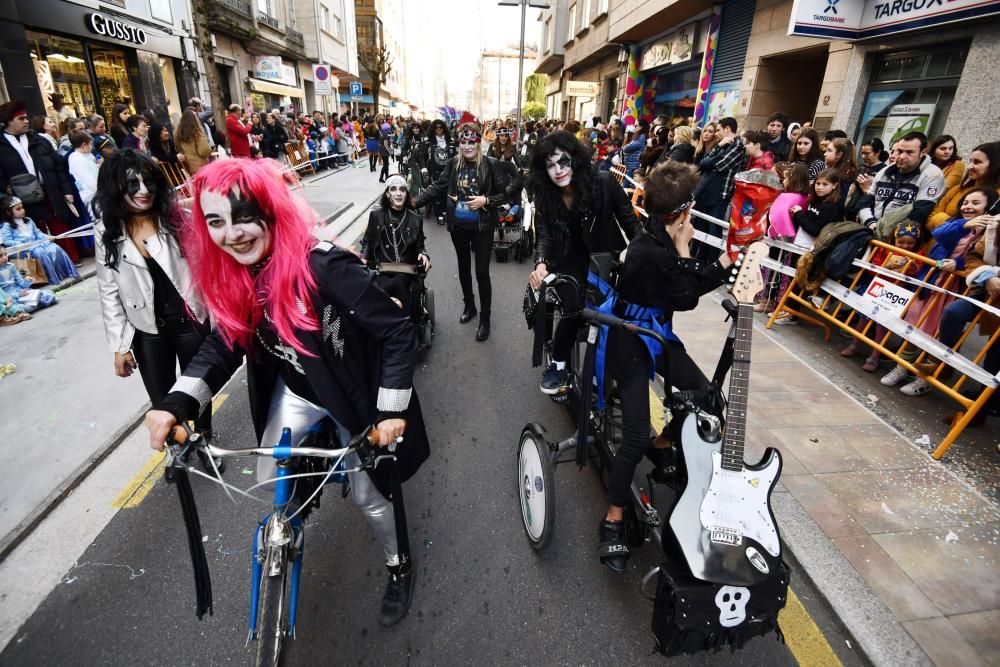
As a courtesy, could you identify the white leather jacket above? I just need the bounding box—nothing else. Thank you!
[95,221,208,354]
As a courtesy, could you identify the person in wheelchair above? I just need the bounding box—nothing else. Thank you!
[598,161,734,573]
[527,130,641,395]
[360,174,431,321]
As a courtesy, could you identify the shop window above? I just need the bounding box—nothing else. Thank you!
[90,45,136,113]
[26,31,97,120]
[857,44,967,148]
[149,0,173,23]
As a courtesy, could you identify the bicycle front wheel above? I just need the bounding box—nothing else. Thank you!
[255,549,289,667]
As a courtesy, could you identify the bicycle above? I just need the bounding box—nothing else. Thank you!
[166,422,397,667]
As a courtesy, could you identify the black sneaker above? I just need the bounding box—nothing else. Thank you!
[378,559,414,626]
[539,363,570,395]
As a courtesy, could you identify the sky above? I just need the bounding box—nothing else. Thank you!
[414,0,542,101]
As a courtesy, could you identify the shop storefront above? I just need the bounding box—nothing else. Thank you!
[4,0,197,127]
[247,56,304,114]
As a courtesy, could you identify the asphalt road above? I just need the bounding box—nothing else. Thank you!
[0,214,861,666]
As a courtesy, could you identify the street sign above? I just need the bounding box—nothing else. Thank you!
[313,64,334,96]
[349,81,363,97]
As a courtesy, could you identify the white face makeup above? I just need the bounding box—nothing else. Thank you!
[459,139,479,160]
[124,168,155,212]
[546,148,573,188]
[387,185,408,209]
[201,185,272,266]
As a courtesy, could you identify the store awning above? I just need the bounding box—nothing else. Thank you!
[249,78,303,98]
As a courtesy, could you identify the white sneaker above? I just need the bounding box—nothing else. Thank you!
[900,377,931,396]
[881,365,909,387]
[808,295,825,309]
[772,312,798,325]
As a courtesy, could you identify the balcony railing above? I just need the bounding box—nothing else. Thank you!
[258,12,280,30]
[287,28,304,45]
[216,0,251,18]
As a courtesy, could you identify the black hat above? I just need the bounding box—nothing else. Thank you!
[0,100,28,125]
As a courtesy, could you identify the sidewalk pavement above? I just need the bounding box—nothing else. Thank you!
[676,294,998,667]
[0,163,386,557]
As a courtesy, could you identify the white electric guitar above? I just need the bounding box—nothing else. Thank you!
[668,242,783,586]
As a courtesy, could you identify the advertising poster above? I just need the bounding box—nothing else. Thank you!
[880,104,935,147]
[707,89,739,122]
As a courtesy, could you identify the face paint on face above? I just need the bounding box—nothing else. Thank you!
[202,185,272,265]
[546,149,573,188]
[459,139,479,160]
[10,204,26,220]
[124,168,156,212]
[387,185,408,209]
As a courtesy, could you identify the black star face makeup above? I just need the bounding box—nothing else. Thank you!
[546,149,573,188]
[202,185,272,266]
[124,167,157,212]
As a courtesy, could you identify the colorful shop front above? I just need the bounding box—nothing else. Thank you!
[617,0,757,128]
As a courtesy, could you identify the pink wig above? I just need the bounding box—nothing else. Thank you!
[184,158,318,355]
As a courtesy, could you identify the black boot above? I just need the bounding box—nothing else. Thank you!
[475,315,490,341]
[459,306,477,324]
[378,559,415,626]
[597,519,629,573]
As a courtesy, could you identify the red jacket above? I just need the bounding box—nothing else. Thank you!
[226,114,252,157]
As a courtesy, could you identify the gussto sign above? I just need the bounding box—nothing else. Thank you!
[86,13,148,45]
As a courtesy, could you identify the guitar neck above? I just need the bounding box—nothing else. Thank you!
[722,302,753,472]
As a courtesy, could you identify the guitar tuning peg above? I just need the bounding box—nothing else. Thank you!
[728,276,736,283]
[738,253,745,260]
[735,261,742,267]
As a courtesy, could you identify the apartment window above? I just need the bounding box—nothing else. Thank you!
[597,0,608,16]
[580,0,590,31]
[542,17,550,53]
[567,4,576,43]
[334,15,343,39]
[149,0,172,22]
[258,0,274,16]
[321,4,330,31]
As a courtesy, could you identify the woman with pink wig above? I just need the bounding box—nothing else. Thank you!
[142,158,428,626]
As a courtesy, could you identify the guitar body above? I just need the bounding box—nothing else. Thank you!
[667,242,784,587]
[669,413,783,586]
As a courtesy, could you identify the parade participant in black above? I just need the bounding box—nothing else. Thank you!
[526,130,641,394]
[487,125,523,202]
[597,161,734,572]
[360,174,431,318]
[400,122,426,195]
[413,122,505,341]
[94,149,221,474]
[142,157,428,626]
[423,119,455,225]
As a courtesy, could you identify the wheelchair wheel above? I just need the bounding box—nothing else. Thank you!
[517,423,555,551]
[422,288,435,350]
[495,247,509,263]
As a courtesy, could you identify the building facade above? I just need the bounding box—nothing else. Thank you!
[297,0,359,115]
[472,48,539,120]
[350,0,411,116]
[1,0,200,126]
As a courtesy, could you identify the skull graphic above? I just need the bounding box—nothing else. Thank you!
[715,586,751,627]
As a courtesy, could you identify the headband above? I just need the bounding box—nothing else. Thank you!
[384,174,407,190]
[894,222,921,241]
[6,196,22,209]
[664,196,695,218]
[458,129,482,143]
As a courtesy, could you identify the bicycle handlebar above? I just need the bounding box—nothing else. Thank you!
[579,307,670,349]
[167,424,393,467]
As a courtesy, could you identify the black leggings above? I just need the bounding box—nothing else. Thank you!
[605,329,708,507]
[369,153,378,172]
[550,252,590,364]
[450,225,492,316]
[132,314,212,433]
[379,155,390,181]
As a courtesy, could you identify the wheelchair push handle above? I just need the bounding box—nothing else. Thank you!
[580,307,670,349]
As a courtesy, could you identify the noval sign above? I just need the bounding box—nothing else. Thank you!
[787,0,1000,40]
[863,279,915,318]
[86,13,147,45]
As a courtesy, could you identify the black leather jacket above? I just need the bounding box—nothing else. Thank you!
[413,156,507,232]
[360,207,428,265]
[534,171,641,268]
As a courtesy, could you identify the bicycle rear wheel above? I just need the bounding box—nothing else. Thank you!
[255,548,289,667]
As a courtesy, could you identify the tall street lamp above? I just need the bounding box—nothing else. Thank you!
[499,0,549,150]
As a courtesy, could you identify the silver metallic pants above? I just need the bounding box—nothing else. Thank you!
[259,378,398,561]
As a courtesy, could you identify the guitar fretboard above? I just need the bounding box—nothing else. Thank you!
[721,302,752,472]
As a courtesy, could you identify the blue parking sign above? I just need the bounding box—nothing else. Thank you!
[349,81,362,96]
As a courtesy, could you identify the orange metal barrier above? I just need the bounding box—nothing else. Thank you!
[609,163,626,185]
[767,239,998,459]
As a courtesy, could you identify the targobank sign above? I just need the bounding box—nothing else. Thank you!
[788,0,1000,40]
